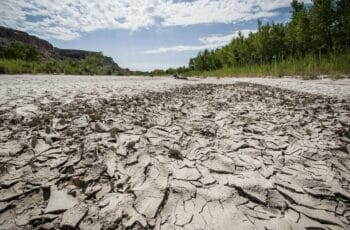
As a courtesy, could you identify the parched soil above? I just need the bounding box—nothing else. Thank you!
[0,78,350,229]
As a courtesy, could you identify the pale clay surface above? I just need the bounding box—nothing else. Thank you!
[1,75,350,105]
[0,75,349,229]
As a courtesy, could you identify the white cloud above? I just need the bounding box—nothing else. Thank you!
[144,44,217,54]
[144,29,256,54]
[0,0,303,40]
[126,63,183,71]
[199,29,256,46]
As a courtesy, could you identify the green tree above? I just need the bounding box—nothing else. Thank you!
[82,52,104,75]
[310,0,334,53]
[287,1,311,56]
[334,0,350,49]
[0,42,41,61]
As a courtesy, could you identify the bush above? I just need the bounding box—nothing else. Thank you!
[0,50,119,75]
[0,42,41,62]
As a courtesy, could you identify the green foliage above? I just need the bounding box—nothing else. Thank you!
[40,60,61,73]
[176,0,350,77]
[130,70,150,76]
[150,69,166,76]
[0,59,41,74]
[0,50,119,75]
[0,42,41,62]
[82,52,104,75]
[183,52,350,78]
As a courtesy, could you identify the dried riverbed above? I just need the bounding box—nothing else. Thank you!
[0,75,350,229]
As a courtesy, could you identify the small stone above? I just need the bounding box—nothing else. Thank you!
[168,148,183,160]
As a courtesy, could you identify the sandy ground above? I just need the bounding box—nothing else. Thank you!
[0,75,349,229]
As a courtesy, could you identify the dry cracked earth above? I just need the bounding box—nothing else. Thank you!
[0,77,350,230]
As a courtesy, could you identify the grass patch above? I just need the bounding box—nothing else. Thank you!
[0,59,41,74]
[183,53,350,78]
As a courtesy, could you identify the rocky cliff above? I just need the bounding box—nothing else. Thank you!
[0,26,128,75]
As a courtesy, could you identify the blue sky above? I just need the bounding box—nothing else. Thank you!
[0,0,307,71]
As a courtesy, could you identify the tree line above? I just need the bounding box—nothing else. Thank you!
[0,42,41,62]
[170,0,350,74]
[0,43,118,75]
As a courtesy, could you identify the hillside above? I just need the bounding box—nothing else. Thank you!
[0,26,128,75]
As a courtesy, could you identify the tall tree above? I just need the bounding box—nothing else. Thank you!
[310,0,334,53]
[334,0,350,49]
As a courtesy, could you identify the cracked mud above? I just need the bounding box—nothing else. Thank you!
[0,81,350,229]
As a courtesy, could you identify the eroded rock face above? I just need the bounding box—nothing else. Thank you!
[0,82,349,229]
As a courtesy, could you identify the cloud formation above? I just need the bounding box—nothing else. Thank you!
[144,29,256,54]
[0,0,299,40]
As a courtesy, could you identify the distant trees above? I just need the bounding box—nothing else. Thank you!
[0,47,119,75]
[82,52,104,75]
[334,0,350,49]
[0,42,41,62]
[185,0,350,73]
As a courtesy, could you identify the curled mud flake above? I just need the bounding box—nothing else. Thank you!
[31,132,38,148]
[45,188,78,213]
[43,134,61,144]
[266,190,287,211]
[53,118,69,131]
[133,165,168,220]
[92,121,109,133]
[73,115,89,128]
[27,116,41,127]
[108,127,121,142]
[99,193,147,228]
[173,167,201,181]
[1,79,350,229]
[29,214,58,227]
[15,104,39,118]
[0,185,41,202]
[290,204,346,227]
[230,141,249,151]
[203,154,235,174]
[201,200,255,230]
[126,140,136,150]
[0,201,14,213]
[95,184,112,200]
[104,151,117,178]
[60,204,88,229]
[199,126,217,137]
[0,140,24,157]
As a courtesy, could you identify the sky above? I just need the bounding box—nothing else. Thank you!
[0,0,309,71]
